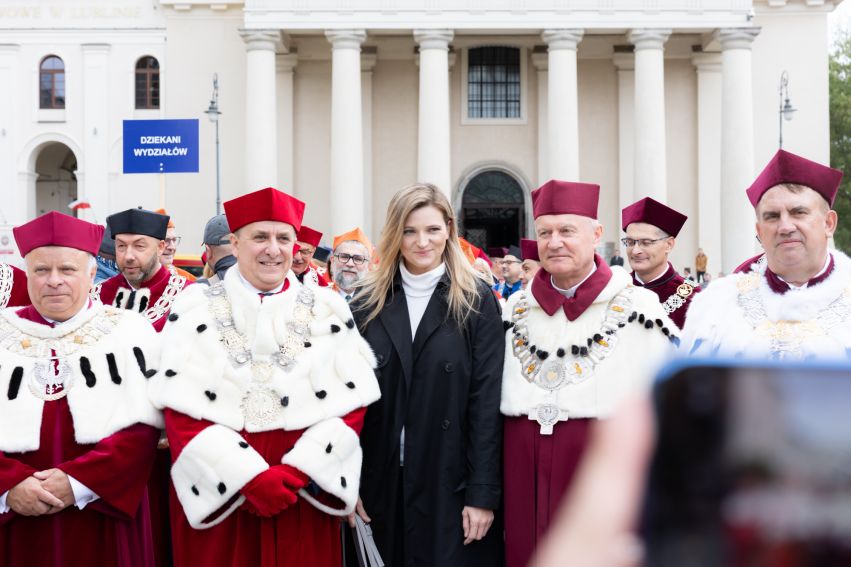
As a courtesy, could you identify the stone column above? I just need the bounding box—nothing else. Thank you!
[241,30,279,191]
[414,29,453,195]
[692,52,723,275]
[81,43,110,223]
[361,48,377,237]
[531,48,548,184]
[718,27,760,273]
[326,29,366,236]
[276,52,298,192]
[613,51,635,215]
[628,29,670,202]
[542,29,583,181]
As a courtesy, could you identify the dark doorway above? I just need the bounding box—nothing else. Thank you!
[460,170,525,251]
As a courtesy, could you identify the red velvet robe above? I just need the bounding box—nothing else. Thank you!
[0,305,160,567]
[97,264,191,567]
[1,264,30,308]
[97,265,191,332]
[165,407,366,567]
[631,262,700,329]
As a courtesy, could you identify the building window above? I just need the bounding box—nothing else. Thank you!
[135,56,160,109]
[39,55,65,109]
[467,47,521,119]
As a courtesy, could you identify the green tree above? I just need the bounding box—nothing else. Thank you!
[830,28,851,252]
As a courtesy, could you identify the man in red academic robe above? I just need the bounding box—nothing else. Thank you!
[500,181,677,567]
[94,207,192,567]
[0,262,30,308]
[0,211,162,567]
[148,187,381,567]
[93,208,191,332]
[291,224,329,287]
[621,197,700,329]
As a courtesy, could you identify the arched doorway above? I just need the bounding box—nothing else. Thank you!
[460,170,525,250]
[35,142,78,216]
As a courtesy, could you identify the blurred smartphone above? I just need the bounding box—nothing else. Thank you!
[640,360,851,567]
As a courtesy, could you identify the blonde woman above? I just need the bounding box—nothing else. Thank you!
[351,184,504,565]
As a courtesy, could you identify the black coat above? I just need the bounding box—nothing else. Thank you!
[353,271,505,567]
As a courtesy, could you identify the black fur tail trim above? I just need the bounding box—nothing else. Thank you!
[7,367,23,400]
[106,353,122,385]
[133,347,157,378]
[80,357,97,387]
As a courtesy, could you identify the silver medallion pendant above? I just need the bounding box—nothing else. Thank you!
[29,360,74,401]
[242,388,282,429]
[535,360,567,391]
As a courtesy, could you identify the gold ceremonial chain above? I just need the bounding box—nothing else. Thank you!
[204,282,316,428]
[0,308,122,401]
[0,309,121,360]
[509,288,634,388]
[0,263,13,309]
[737,274,851,359]
[508,288,678,434]
[145,273,186,323]
[89,272,186,323]
[661,281,694,315]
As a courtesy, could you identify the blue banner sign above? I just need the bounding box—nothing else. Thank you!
[123,119,199,174]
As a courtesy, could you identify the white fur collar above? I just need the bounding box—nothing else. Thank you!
[0,303,104,339]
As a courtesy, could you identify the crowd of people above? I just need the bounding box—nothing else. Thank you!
[0,147,846,567]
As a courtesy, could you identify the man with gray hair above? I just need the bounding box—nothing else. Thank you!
[0,211,162,566]
[331,227,372,302]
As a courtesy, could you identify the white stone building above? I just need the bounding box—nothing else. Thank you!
[0,0,841,273]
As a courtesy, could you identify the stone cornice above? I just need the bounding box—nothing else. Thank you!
[244,1,750,30]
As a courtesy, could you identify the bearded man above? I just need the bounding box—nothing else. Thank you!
[330,228,372,302]
[93,207,192,567]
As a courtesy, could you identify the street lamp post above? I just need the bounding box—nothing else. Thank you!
[778,70,796,149]
[205,73,222,214]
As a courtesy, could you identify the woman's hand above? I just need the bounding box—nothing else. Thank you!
[347,496,371,527]
[462,505,494,545]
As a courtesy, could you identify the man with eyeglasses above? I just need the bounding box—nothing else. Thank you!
[292,225,329,287]
[621,197,699,329]
[330,228,372,302]
[156,208,197,282]
[496,245,524,300]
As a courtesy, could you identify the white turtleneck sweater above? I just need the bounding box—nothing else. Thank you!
[398,260,446,466]
[400,261,446,339]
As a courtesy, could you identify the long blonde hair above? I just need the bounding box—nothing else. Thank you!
[357,183,482,327]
